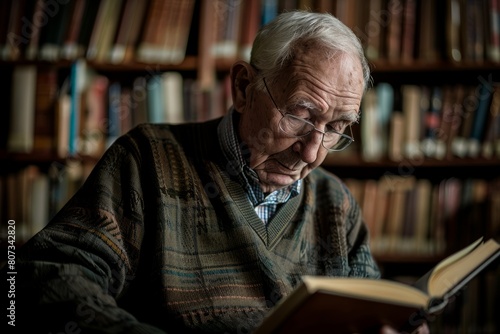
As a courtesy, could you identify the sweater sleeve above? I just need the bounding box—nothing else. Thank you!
[5,132,167,333]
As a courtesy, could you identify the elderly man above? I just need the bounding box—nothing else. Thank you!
[8,10,428,334]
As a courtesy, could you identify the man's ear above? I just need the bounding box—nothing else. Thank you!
[230,61,256,113]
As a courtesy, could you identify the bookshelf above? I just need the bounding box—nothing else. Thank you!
[1,0,499,332]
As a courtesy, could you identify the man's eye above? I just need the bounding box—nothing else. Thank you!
[287,106,310,118]
[326,122,348,132]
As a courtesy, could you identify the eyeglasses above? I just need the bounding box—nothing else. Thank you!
[262,78,355,152]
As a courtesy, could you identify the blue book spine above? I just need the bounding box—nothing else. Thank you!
[68,62,80,156]
[470,83,494,141]
[261,0,277,26]
[147,75,164,123]
[107,81,122,148]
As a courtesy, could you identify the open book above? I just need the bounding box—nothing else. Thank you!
[254,237,500,334]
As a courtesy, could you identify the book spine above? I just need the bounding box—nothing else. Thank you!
[33,67,59,153]
[68,60,87,156]
[7,65,37,153]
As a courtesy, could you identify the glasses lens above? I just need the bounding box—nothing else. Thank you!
[280,114,313,136]
[326,135,351,151]
[323,126,353,151]
[280,114,353,151]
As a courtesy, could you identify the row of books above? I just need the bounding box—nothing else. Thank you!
[345,176,500,256]
[0,0,259,65]
[3,63,231,158]
[361,81,500,162]
[3,164,499,258]
[353,0,500,64]
[0,162,90,243]
[4,62,500,162]
[202,0,500,65]
[202,0,500,64]
[2,0,499,66]
[0,0,197,64]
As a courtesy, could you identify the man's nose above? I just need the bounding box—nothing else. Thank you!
[295,130,323,163]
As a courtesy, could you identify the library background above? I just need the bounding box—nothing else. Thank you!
[0,0,499,332]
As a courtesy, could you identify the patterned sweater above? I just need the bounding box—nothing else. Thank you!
[13,119,380,333]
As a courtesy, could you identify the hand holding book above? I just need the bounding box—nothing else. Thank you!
[255,237,500,334]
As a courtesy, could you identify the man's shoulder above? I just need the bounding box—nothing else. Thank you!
[308,166,342,184]
[306,167,350,196]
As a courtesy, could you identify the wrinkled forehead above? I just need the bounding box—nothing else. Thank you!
[277,46,363,84]
[276,51,365,101]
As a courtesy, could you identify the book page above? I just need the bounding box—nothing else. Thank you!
[429,239,500,297]
[432,237,483,273]
[302,276,429,307]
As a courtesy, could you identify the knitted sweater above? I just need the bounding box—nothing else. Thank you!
[13,119,380,333]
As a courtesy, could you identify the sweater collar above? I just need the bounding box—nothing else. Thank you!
[217,109,301,206]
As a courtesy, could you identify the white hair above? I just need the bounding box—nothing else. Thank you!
[250,11,371,91]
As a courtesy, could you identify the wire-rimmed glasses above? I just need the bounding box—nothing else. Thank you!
[262,78,355,152]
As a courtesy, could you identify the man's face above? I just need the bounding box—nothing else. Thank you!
[236,51,364,193]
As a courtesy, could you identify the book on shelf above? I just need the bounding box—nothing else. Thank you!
[161,72,185,124]
[168,0,196,64]
[238,0,261,61]
[37,0,74,61]
[60,0,88,60]
[468,82,494,158]
[136,0,195,64]
[7,65,37,153]
[439,86,465,160]
[73,1,101,60]
[88,0,123,63]
[56,82,71,158]
[400,0,417,63]
[451,86,476,158]
[0,1,11,59]
[439,87,455,159]
[376,83,394,158]
[254,237,500,334]
[1,0,29,61]
[108,0,149,64]
[260,0,278,26]
[481,83,500,158]
[462,0,486,63]
[386,0,404,63]
[385,176,416,253]
[446,0,463,62]
[212,0,243,60]
[107,81,122,148]
[388,111,404,162]
[369,179,390,254]
[363,0,384,61]
[68,59,88,156]
[24,0,45,60]
[413,179,433,254]
[488,0,500,63]
[360,179,378,239]
[315,0,334,13]
[131,76,150,126]
[360,88,381,161]
[401,85,423,159]
[33,66,59,153]
[334,0,357,30]
[418,0,440,62]
[80,73,109,157]
[147,74,165,124]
